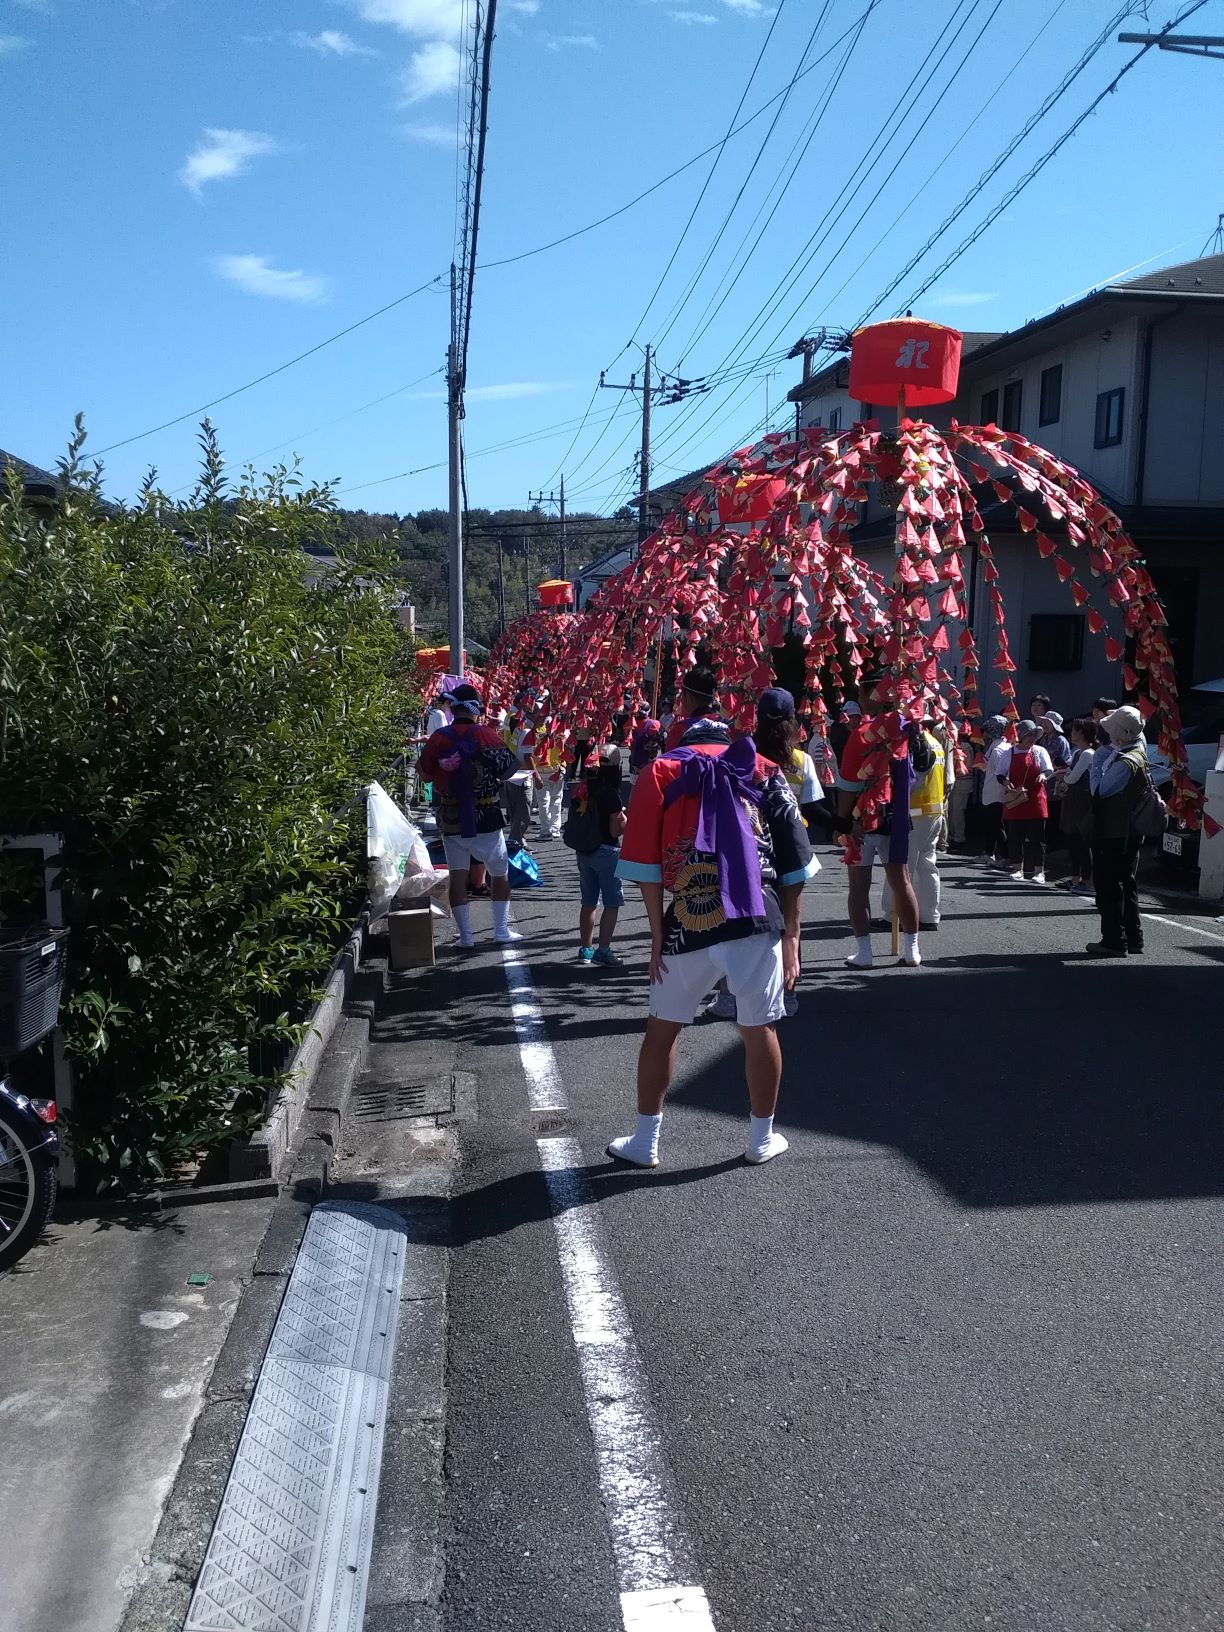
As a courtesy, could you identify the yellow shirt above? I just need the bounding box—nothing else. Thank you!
[911,731,945,817]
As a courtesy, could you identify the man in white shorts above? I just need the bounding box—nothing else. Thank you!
[417,683,519,948]
[609,669,814,1169]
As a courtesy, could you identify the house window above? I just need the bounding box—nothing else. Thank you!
[980,387,999,425]
[1028,613,1085,672]
[1001,379,1023,432]
[1095,387,1125,448]
[828,407,842,431]
[1039,364,1062,426]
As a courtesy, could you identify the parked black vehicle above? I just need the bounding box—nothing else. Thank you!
[0,1079,58,1272]
[0,926,69,1271]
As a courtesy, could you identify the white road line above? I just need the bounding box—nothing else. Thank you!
[1143,911,1224,943]
[501,941,568,1110]
[501,948,717,1632]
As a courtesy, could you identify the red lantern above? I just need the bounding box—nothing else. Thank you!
[537,579,574,609]
[848,318,962,408]
[716,475,789,524]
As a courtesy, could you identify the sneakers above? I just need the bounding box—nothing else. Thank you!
[1085,940,1127,958]
[591,946,622,966]
[1008,869,1025,881]
[1070,883,1095,897]
[578,945,595,964]
[1031,872,1047,885]
[702,989,739,1020]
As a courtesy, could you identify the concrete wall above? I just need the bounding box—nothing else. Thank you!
[960,319,1144,507]
[1143,311,1224,506]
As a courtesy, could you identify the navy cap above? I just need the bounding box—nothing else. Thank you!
[756,687,795,723]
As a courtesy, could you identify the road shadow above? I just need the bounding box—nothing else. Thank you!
[667,954,1224,1209]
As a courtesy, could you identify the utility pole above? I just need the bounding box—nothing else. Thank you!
[447,261,464,671]
[496,533,507,636]
[527,479,568,578]
[601,345,704,551]
[639,343,652,547]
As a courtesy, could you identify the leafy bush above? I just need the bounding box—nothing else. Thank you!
[0,421,418,1192]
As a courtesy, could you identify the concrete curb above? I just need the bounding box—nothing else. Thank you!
[229,917,368,1183]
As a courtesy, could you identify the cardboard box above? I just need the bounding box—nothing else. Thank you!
[388,904,438,969]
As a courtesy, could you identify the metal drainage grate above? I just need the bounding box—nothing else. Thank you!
[185,1202,406,1632]
[353,1080,431,1121]
[531,1108,572,1139]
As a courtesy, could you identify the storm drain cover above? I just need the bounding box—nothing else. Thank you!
[185,1202,406,1632]
[353,1073,453,1122]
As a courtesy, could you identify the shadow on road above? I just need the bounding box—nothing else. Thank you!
[668,954,1224,1209]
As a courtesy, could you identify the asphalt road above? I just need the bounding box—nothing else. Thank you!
[385,844,1224,1632]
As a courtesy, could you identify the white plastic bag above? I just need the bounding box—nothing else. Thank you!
[366,782,438,917]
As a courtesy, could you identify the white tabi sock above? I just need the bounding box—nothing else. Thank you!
[746,1113,789,1165]
[607,1112,662,1168]
[900,930,921,967]
[844,935,873,969]
[492,900,521,942]
[454,903,474,945]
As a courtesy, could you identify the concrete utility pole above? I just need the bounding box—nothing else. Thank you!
[447,261,464,670]
[527,478,568,578]
[638,344,652,547]
[496,533,507,635]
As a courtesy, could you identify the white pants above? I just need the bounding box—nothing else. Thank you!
[535,775,564,838]
[881,812,942,924]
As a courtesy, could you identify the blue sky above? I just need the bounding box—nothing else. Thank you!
[2,0,1220,516]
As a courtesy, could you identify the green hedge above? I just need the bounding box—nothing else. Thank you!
[0,422,418,1192]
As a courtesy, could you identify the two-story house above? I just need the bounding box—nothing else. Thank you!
[786,253,1224,713]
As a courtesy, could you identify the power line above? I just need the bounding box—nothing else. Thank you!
[853,0,1175,323]
[647,0,973,469]
[614,0,790,361]
[91,275,445,458]
[651,0,835,358]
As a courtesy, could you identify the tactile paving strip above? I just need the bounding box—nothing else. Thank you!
[186,1202,406,1632]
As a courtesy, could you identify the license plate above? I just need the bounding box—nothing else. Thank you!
[1163,831,1183,857]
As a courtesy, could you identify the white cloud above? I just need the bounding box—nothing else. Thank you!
[403,122,455,145]
[294,29,378,56]
[347,0,463,35]
[216,254,328,304]
[180,129,279,194]
[545,32,597,50]
[0,32,29,52]
[721,0,770,12]
[928,290,997,308]
[400,38,461,100]
[669,9,717,20]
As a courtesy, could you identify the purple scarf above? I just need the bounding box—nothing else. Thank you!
[887,748,915,865]
[662,737,767,922]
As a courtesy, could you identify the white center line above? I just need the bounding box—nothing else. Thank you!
[1143,911,1224,943]
[501,946,717,1632]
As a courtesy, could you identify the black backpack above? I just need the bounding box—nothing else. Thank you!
[1130,755,1168,840]
[562,781,604,852]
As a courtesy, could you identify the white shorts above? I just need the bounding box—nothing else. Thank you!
[442,830,509,876]
[851,833,902,869]
[650,933,784,1028]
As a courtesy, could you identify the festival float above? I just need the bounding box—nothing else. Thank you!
[489,320,1199,835]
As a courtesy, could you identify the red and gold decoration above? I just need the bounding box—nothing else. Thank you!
[487,318,1198,831]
